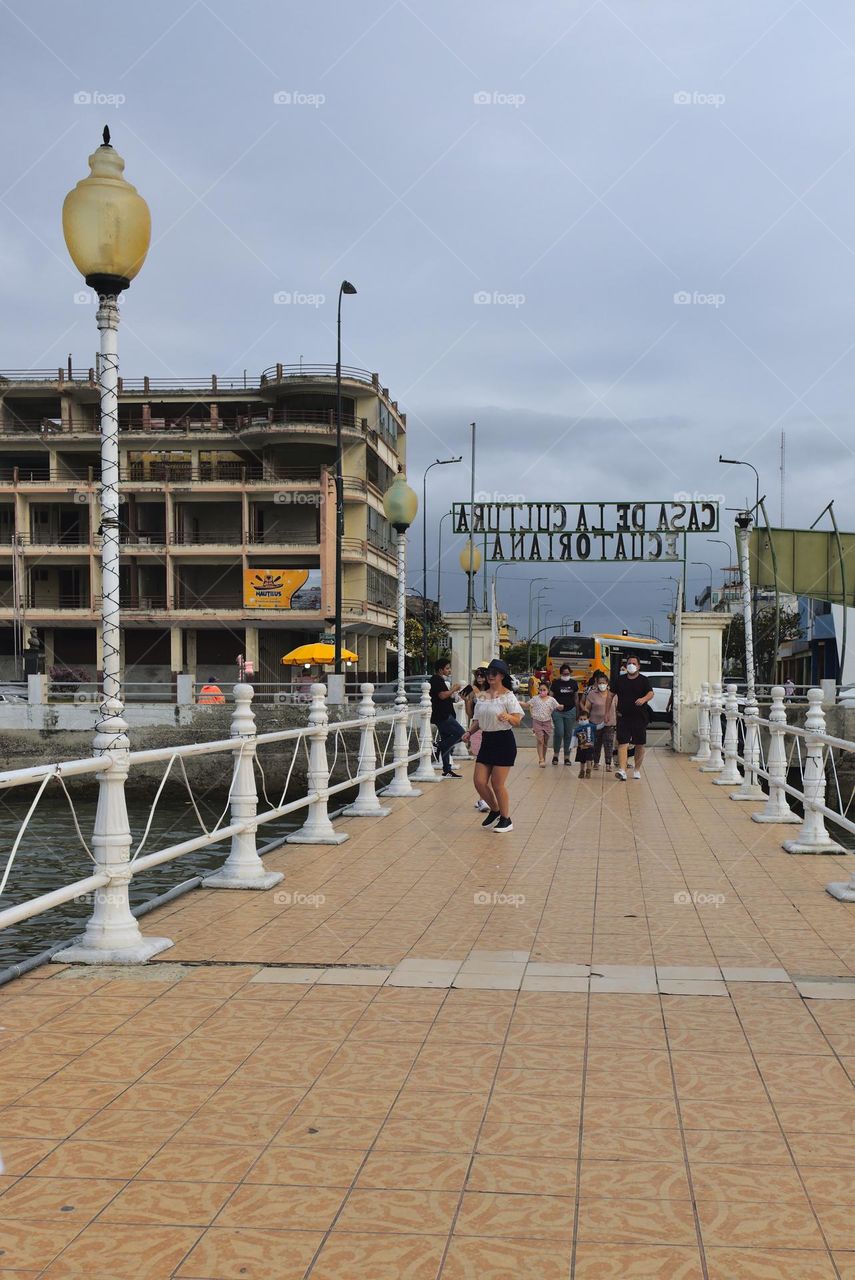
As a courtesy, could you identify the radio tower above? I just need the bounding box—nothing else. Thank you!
[780,431,786,525]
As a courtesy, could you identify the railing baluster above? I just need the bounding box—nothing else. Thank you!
[752,686,801,826]
[287,684,349,844]
[783,688,844,854]
[700,682,724,773]
[690,682,711,764]
[412,681,442,783]
[380,692,422,799]
[54,698,173,964]
[730,692,765,801]
[203,683,284,887]
[714,684,742,786]
[342,684,391,816]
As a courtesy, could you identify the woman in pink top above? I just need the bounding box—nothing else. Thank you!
[582,670,617,771]
[527,681,560,768]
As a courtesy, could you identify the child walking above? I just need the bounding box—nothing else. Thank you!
[527,681,559,767]
[572,709,596,778]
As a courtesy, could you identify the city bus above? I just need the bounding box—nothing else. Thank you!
[545,633,674,685]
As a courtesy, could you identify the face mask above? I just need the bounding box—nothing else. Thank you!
[598,683,607,691]
[627,664,638,674]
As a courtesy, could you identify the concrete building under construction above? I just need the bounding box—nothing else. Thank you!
[0,360,406,688]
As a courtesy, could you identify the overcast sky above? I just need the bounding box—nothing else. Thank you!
[2,0,854,640]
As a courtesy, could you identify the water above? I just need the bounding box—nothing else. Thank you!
[0,795,302,968]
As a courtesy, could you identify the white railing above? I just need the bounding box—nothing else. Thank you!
[0,681,440,963]
[690,682,855,901]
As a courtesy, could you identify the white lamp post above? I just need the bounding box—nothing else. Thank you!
[383,471,419,699]
[382,472,420,798]
[62,127,151,715]
[57,131,169,964]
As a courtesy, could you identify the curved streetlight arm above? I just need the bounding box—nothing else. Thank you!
[421,458,462,674]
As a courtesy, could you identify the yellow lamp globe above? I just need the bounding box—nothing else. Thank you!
[459,541,482,575]
[62,128,151,295]
[382,473,418,532]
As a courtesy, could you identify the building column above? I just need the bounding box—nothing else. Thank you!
[186,628,197,676]
[673,612,731,754]
[245,625,259,671]
[43,628,56,672]
[170,626,182,675]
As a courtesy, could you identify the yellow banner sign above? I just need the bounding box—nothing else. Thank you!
[243,568,309,609]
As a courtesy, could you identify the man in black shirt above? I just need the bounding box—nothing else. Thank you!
[612,654,653,781]
[430,658,464,777]
[549,664,579,766]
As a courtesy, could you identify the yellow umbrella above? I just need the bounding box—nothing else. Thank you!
[281,643,359,666]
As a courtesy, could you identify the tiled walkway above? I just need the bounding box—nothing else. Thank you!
[2,747,855,1277]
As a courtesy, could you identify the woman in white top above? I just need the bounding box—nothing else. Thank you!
[462,658,523,833]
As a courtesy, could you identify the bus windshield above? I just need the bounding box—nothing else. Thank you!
[548,636,595,660]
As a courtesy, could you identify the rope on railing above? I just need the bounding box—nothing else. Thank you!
[53,774,95,864]
[131,754,178,860]
[0,772,58,898]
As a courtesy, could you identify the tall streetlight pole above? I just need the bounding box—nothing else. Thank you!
[421,457,461,674]
[334,280,357,678]
[383,472,418,698]
[60,130,171,963]
[527,576,549,665]
[719,455,760,632]
[535,588,551,666]
[436,510,452,611]
[691,561,714,610]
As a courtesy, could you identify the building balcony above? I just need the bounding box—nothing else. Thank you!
[118,463,322,486]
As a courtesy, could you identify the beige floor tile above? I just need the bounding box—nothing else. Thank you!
[442,1236,573,1279]
[705,1247,837,1279]
[174,1227,323,1279]
[40,1224,203,1279]
[577,1196,697,1245]
[311,1231,446,1279]
[574,1243,704,1278]
[696,1198,826,1249]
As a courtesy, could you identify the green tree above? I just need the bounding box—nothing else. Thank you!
[504,641,548,670]
[723,607,802,684]
[404,615,451,672]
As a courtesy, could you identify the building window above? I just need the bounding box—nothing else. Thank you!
[367,507,393,553]
[366,448,394,494]
[367,566,396,610]
[378,402,398,446]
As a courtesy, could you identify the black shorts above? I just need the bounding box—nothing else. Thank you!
[477,730,518,767]
[616,715,647,746]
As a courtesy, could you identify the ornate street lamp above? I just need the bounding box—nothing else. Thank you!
[58,131,167,964]
[383,471,418,700]
[63,127,151,713]
[459,540,482,610]
[333,280,357,677]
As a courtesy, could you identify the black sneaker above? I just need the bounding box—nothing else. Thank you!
[481,810,501,828]
[442,770,462,779]
[493,816,513,833]
[551,756,559,766]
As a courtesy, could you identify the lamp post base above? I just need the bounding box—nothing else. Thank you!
[827,880,855,901]
[202,868,284,889]
[783,837,845,855]
[380,780,422,799]
[751,812,800,825]
[342,799,391,817]
[52,935,173,965]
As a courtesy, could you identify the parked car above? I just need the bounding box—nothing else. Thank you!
[0,688,26,704]
[371,676,431,704]
[646,673,673,722]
